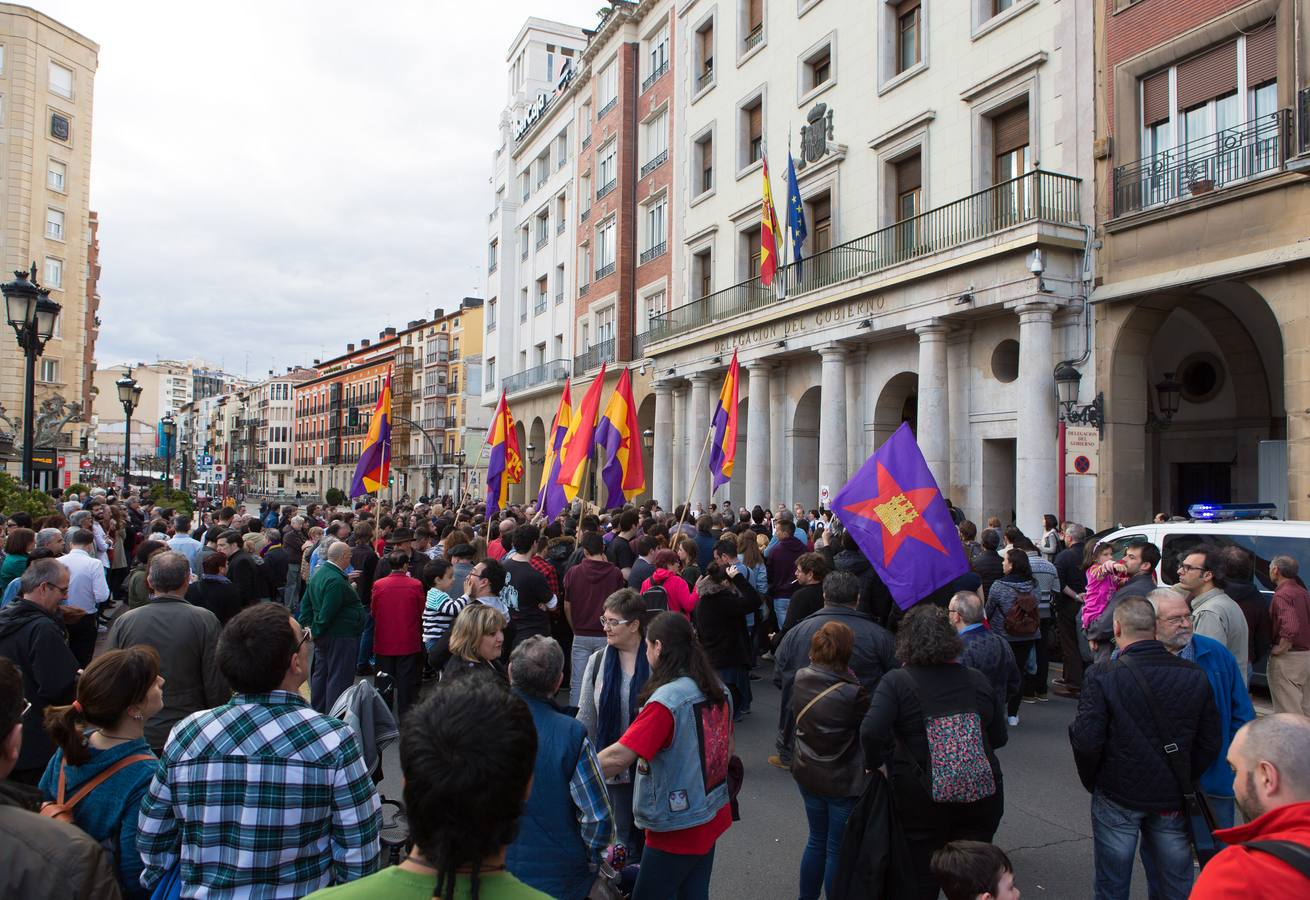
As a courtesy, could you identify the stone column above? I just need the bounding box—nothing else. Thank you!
[946,326,974,509]
[1016,302,1059,536]
[652,380,674,509]
[671,383,688,506]
[915,321,951,491]
[688,372,714,509]
[744,361,771,511]
[845,349,867,476]
[818,344,848,497]
[770,367,787,509]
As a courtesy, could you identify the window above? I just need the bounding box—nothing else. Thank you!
[696,19,715,90]
[598,61,618,114]
[643,196,667,256]
[741,95,763,167]
[895,153,922,221]
[695,130,714,195]
[897,0,921,74]
[556,194,567,233]
[49,61,73,99]
[536,153,549,186]
[536,210,549,246]
[644,290,667,321]
[744,0,765,50]
[648,24,670,80]
[488,297,497,329]
[644,110,668,168]
[803,43,833,95]
[521,172,531,201]
[520,225,530,259]
[520,287,529,321]
[487,358,496,389]
[741,225,762,279]
[555,263,566,303]
[45,208,64,240]
[992,102,1030,183]
[693,246,713,298]
[39,359,59,383]
[596,218,616,275]
[596,306,616,346]
[0,46,5,75]
[598,140,617,195]
[43,257,62,289]
[807,192,832,252]
[535,276,548,314]
[488,239,498,273]
[556,128,569,169]
[47,160,66,192]
[579,244,592,288]
[580,102,593,146]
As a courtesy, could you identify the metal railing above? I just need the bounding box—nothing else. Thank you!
[595,261,616,280]
[534,298,547,316]
[696,63,713,90]
[631,331,651,359]
[640,149,668,178]
[642,59,669,93]
[1300,88,1309,154]
[573,338,615,376]
[639,241,667,265]
[535,233,548,250]
[449,349,460,361]
[597,97,617,119]
[520,244,528,260]
[744,25,763,51]
[555,290,564,305]
[580,207,591,223]
[648,169,1082,343]
[502,359,572,395]
[557,217,566,234]
[488,260,497,274]
[423,382,449,398]
[597,179,617,200]
[581,133,592,151]
[579,282,590,297]
[1113,109,1291,217]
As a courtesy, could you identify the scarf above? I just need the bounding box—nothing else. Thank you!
[596,640,650,750]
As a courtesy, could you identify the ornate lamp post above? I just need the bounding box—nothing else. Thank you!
[3,265,60,489]
[452,450,466,506]
[116,369,142,496]
[179,438,190,492]
[161,414,176,488]
[1052,361,1104,524]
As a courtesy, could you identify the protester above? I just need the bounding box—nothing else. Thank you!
[627,535,657,592]
[951,590,1021,714]
[61,528,110,667]
[1081,541,1127,633]
[420,558,459,652]
[765,518,808,625]
[1052,524,1090,696]
[860,604,1007,900]
[444,603,508,681]
[218,528,267,608]
[1086,540,1161,663]
[1223,546,1272,680]
[125,539,169,610]
[1268,554,1310,715]
[641,547,698,619]
[138,602,380,895]
[772,552,829,650]
[502,524,558,649]
[694,557,761,720]
[563,531,627,705]
[983,549,1040,725]
[1177,546,1250,683]
[971,530,1004,600]
[40,646,163,899]
[185,550,243,626]
[598,612,735,900]
[300,540,366,713]
[930,841,1021,900]
[790,621,869,900]
[0,527,34,594]
[167,516,203,574]
[370,549,426,717]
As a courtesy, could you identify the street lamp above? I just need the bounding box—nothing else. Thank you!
[161,414,176,489]
[179,439,190,492]
[641,429,655,452]
[3,264,60,489]
[1145,372,1183,432]
[452,450,466,505]
[1052,360,1104,525]
[116,369,142,496]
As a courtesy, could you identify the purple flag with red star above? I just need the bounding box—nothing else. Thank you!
[833,422,969,611]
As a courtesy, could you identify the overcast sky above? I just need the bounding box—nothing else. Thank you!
[39,1,601,378]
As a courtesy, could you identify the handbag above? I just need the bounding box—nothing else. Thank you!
[1119,655,1220,864]
[149,863,182,900]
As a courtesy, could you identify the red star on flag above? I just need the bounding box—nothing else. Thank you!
[841,462,950,567]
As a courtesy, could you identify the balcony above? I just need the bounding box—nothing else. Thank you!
[450,349,460,361]
[573,338,615,376]
[579,282,590,297]
[557,217,566,235]
[595,261,616,280]
[425,350,449,366]
[642,59,669,94]
[535,233,549,250]
[648,169,1082,344]
[596,179,617,201]
[488,259,497,274]
[1113,109,1291,217]
[1300,87,1310,154]
[632,330,651,359]
[744,25,763,51]
[696,63,713,91]
[555,289,564,305]
[639,241,667,265]
[640,149,668,178]
[534,298,547,316]
[423,382,449,399]
[580,207,591,223]
[520,244,529,260]
[597,97,617,119]
[502,358,572,396]
[581,133,591,151]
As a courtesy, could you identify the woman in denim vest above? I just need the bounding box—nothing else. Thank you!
[598,612,734,900]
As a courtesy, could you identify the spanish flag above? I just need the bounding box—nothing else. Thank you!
[536,380,572,520]
[760,154,783,288]
[595,368,645,508]
[708,350,740,491]
[557,362,608,502]
[485,389,523,517]
[348,369,392,498]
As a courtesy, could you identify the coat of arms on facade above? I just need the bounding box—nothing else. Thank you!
[797,103,834,170]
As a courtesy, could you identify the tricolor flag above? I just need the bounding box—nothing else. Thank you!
[537,381,572,520]
[557,362,608,502]
[349,370,393,498]
[708,350,740,492]
[485,390,523,518]
[759,154,783,288]
[595,368,646,508]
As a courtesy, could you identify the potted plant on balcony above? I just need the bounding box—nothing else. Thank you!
[1188,177,1215,195]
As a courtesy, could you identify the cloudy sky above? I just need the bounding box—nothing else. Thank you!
[39,0,601,378]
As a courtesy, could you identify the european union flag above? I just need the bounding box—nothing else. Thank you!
[786,151,806,276]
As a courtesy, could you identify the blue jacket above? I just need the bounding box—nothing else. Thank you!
[1184,634,1255,799]
[633,676,732,833]
[959,624,1021,706]
[506,692,595,900]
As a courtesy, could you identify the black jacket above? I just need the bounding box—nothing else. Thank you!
[185,577,243,626]
[261,545,291,596]
[225,549,266,607]
[791,666,870,799]
[694,573,760,669]
[772,583,825,651]
[1068,640,1221,813]
[1228,580,1273,665]
[832,550,894,624]
[829,768,919,900]
[0,600,79,772]
[972,551,1004,598]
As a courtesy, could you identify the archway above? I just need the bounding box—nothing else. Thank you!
[791,386,821,509]
[872,372,919,449]
[637,392,656,504]
[527,416,547,506]
[726,395,748,512]
[510,420,528,504]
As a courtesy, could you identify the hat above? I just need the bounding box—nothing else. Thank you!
[448,543,475,559]
[390,528,416,543]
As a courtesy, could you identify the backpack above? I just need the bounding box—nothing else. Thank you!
[642,581,669,613]
[41,754,155,864]
[900,669,996,804]
[1003,589,1040,637]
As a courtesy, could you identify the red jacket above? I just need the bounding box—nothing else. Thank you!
[642,568,698,620]
[370,573,424,656]
[1190,800,1310,897]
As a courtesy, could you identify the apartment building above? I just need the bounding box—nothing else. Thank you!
[1091,0,1310,522]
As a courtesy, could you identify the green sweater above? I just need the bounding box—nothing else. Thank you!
[0,554,28,594]
[299,561,365,638]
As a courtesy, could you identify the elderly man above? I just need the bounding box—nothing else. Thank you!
[300,540,366,713]
[1177,547,1250,684]
[61,528,109,667]
[505,636,612,900]
[33,527,65,556]
[1268,555,1310,716]
[951,590,1021,712]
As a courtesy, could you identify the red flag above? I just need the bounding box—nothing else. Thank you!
[557,362,608,501]
[760,154,783,287]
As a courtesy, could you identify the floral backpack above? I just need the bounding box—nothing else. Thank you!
[900,669,997,804]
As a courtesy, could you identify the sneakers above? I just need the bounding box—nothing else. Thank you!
[1034,693,1050,702]
[767,754,790,770]
[1007,715,1020,727]
[1022,695,1038,704]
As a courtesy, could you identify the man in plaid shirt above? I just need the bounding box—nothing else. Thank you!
[138,603,381,898]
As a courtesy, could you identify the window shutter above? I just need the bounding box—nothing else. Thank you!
[992,104,1030,155]
[1176,41,1237,110]
[896,154,922,195]
[897,0,920,16]
[1142,71,1170,126]
[748,104,762,141]
[1246,26,1277,88]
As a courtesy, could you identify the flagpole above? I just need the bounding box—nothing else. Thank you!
[676,426,716,533]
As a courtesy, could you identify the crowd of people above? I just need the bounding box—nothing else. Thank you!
[0,486,1308,899]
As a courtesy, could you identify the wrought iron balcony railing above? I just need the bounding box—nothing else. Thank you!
[597,98,617,119]
[631,331,651,359]
[557,217,566,234]
[580,207,591,223]
[1300,88,1309,154]
[573,338,616,376]
[1113,109,1291,217]
[535,233,549,250]
[502,359,571,395]
[640,149,668,178]
[641,60,669,93]
[744,25,763,51]
[533,298,547,316]
[648,169,1082,344]
[597,179,617,201]
[696,63,713,90]
[594,261,616,280]
[581,133,591,151]
[579,282,590,297]
[639,241,667,265]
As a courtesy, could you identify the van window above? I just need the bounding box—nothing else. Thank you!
[1106,533,1149,562]
[1160,532,1310,593]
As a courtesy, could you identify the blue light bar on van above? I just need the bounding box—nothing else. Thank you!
[1187,503,1278,521]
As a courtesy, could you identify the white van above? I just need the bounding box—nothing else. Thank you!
[1098,504,1310,688]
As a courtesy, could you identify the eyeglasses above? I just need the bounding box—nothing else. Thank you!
[297,629,314,650]
[599,616,632,630]
[1177,564,1207,574]
[1159,615,1192,627]
[20,698,31,719]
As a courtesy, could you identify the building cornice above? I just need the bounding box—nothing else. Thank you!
[959,51,1047,102]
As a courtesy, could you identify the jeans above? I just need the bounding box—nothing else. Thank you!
[1140,793,1233,896]
[718,665,751,717]
[1006,639,1037,715]
[632,845,716,900]
[1090,791,1193,900]
[311,634,360,714]
[570,634,609,707]
[356,613,375,669]
[773,597,791,629]
[797,785,855,900]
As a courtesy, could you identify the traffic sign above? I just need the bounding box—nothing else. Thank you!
[1065,426,1100,475]
[80,459,92,470]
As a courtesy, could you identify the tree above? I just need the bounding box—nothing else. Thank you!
[325,487,347,507]
[0,473,56,518]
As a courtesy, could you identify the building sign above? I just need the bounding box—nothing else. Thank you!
[711,295,886,354]
[1065,426,1100,475]
[513,61,576,142]
[796,103,834,170]
[31,448,57,472]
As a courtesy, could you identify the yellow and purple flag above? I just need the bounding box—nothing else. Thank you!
[708,350,740,492]
[485,389,523,518]
[348,370,392,498]
[557,362,607,502]
[595,368,646,508]
[832,422,969,610]
[536,381,572,520]
[760,155,783,287]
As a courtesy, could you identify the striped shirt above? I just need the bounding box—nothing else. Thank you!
[137,690,381,898]
[422,589,466,644]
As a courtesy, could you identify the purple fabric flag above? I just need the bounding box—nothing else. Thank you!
[832,422,969,610]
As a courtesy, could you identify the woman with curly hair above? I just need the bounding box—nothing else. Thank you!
[859,604,1008,900]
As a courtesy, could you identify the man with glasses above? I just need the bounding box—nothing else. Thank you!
[1087,540,1161,664]
[0,558,78,784]
[424,558,508,674]
[1177,547,1250,684]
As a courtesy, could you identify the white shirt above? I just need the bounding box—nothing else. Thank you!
[91,521,112,567]
[63,547,111,613]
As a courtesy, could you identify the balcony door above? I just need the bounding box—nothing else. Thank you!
[992,102,1030,228]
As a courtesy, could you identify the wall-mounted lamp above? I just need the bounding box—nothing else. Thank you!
[774,340,787,349]
[857,319,872,329]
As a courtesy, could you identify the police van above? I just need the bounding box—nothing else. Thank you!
[1098,503,1310,688]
